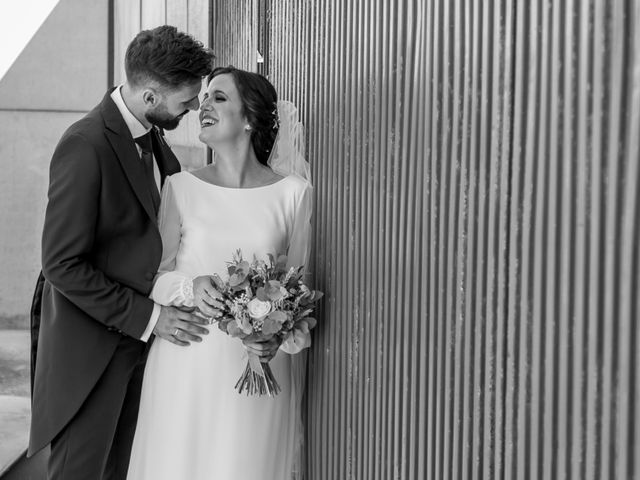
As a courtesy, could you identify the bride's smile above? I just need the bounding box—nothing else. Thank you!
[200,115,217,127]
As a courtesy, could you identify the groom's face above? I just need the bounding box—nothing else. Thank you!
[146,80,202,130]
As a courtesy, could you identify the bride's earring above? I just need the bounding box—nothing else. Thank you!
[244,125,252,132]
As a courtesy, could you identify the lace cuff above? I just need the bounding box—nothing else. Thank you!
[179,277,195,306]
[150,271,196,307]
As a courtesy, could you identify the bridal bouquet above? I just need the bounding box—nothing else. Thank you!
[211,250,323,396]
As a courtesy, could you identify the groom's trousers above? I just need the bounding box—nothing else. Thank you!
[47,336,147,480]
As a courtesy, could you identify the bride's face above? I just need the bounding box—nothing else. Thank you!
[198,74,248,147]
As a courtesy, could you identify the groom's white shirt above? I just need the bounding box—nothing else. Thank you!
[111,86,161,342]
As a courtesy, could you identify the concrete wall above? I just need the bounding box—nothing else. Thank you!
[0,0,109,324]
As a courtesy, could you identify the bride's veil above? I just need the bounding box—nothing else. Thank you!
[267,101,311,183]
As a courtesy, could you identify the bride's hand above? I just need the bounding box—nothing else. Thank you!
[242,335,282,363]
[192,275,225,320]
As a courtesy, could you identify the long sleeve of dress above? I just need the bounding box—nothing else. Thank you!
[286,182,313,270]
[281,182,314,354]
[149,177,195,307]
[280,180,314,480]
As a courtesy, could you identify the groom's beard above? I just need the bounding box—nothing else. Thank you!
[146,107,188,131]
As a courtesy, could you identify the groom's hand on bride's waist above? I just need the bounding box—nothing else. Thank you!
[153,306,211,346]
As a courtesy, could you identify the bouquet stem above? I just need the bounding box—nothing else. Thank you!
[235,355,281,396]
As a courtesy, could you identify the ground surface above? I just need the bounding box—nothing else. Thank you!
[0,330,31,473]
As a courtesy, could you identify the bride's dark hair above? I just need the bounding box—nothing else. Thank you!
[208,66,279,166]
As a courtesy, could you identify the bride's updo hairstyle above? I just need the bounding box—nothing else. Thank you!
[208,66,279,166]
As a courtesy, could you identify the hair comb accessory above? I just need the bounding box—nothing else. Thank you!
[271,103,280,130]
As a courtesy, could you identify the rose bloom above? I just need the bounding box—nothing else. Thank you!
[246,298,272,320]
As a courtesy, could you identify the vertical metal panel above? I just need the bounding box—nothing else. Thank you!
[505,1,640,479]
[113,0,141,85]
[166,0,189,31]
[621,6,640,480]
[205,1,640,478]
[140,0,166,28]
[210,0,256,70]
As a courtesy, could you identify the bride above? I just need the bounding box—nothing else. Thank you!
[127,67,313,480]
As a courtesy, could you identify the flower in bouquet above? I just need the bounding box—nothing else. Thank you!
[210,250,323,396]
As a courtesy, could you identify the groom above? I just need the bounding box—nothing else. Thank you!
[28,26,214,479]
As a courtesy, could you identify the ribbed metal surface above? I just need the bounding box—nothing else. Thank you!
[212,1,640,478]
[210,0,256,71]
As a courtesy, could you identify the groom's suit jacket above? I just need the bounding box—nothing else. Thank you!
[28,89,181,456]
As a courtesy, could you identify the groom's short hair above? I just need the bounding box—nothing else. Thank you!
[125,25,214,90]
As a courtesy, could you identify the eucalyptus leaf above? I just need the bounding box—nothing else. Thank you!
[261,317,281,336]
[227,322,246,338]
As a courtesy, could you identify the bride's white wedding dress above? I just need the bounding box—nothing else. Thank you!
[127,171,312,480]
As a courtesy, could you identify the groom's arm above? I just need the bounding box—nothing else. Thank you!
[41,131,153,339]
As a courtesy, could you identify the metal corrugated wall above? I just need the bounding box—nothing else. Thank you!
[210,0,256,70]
[210,1,640,478]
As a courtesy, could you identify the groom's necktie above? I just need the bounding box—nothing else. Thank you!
[135,130,161,214]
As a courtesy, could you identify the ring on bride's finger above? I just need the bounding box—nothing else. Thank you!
[173,328,180,337]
